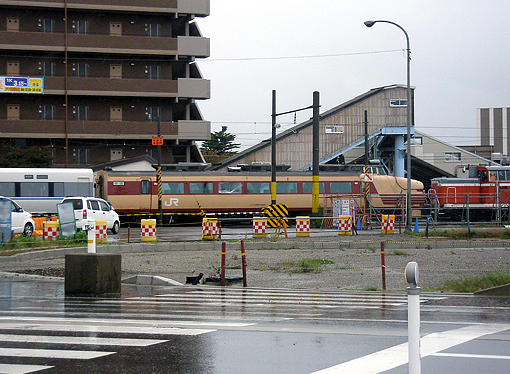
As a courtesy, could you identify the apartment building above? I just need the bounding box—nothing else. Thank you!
[0,0,210,166]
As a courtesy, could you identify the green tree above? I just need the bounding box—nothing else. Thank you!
[200,126,240,160]
[0,141,52,167]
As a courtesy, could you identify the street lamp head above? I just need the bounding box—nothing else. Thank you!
[364,20,376,27]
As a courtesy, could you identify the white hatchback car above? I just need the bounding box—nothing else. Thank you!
[0,196,35,237]
[61,197,120,234]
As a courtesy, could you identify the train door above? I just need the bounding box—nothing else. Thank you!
[446,187,456,204]
[139,179,152,213]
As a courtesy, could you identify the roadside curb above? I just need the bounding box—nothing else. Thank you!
[1,238,510,263]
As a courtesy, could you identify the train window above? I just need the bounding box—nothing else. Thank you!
[507,171,510,181]
[20,182,49,197]
[53,182,64,197]
[276,182,298,193]
[330,182,352,193]
[162,182,184,194]
[490,171,497,181]
[499,170,506,181]
[190,182,213,194]
[481,170,488,182]
[302,182,325,193]
[219,182,242,194]
[141,180,150,194]
[247,182,270,194]
[0,182,15,197]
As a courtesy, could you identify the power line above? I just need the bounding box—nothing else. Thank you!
[204,49,404,62]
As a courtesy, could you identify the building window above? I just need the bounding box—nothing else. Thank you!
[445,152,461,162]
[147,107,161,121]
[75,105,89,121]
[146,23,160,37]
[75,20,89,34]
[410,136,423,146]
[390,99,407,107]
[75,148,89,164]
[41,62,55,77]
[75,63,89,77]
[41,105,55,120]
[147,65,161,80]
[325,125,344,134]
[41,19,55,33]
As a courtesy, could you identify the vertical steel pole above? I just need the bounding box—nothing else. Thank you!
[271,90,277,205]
[241,240,247,287]
[220,242,226,286]
[157,117,163,227]
[408,286,421,374]
[312,91,320,214]
[380,241,386,290]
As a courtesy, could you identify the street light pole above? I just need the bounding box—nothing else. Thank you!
[364,20,413,231]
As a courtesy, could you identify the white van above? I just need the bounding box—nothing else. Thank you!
[0,196,35,237]
[61,197,120,234]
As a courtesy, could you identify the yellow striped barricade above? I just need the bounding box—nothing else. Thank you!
[43,221,59,240]
[252,217,267,238]
[202,217,219,240]
[141,219,157,242]
[337,215,353,236]
[95,220,107,244]
[296,216,310,237]
[381,215,395,234]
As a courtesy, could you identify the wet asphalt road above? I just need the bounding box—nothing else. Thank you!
[0,277,509,374]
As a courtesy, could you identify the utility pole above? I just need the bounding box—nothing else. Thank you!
[312,91,320,214]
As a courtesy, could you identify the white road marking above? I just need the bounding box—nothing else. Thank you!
[0,364,53,374]
[432,352,510,360]
[0,347,114,360]
[0,334,167,347]
[309,323,510,374]
[0,323,214,336]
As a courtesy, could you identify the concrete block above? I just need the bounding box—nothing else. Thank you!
[65,253,121,296]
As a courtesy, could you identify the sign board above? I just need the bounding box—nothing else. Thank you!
[0,76,44,94]
[152,136,163,146]
[0,199,12,243]
[364,173,374,182]
[57,202,76,237]
[332,198,356,227]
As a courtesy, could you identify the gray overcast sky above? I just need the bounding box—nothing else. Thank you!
[196,0,510,150]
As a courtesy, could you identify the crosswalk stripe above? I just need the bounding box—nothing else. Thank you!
[0,347,114,360]
[0,316,253,329]
[0,323,214,336]
[0,334,167,347]
[0,364,53,374]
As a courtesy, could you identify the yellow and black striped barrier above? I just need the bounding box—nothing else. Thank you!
[262,204,289,228]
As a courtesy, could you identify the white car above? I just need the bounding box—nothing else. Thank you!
[61,197,120,234]
[0,196,35,237]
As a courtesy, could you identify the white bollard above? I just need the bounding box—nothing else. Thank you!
[85,219,96,254]
[405,261,421,374]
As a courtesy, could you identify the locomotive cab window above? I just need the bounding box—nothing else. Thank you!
[219,182,242,194]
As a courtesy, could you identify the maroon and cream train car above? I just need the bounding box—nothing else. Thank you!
[430,165,510,219]
[96,169,425,220]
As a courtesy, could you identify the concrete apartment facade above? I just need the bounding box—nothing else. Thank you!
[0,0,210,166]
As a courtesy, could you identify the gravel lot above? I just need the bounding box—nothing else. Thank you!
[2,234,510,291]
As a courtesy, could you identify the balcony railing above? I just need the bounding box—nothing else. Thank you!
[44,77,180,97]
[0,0,179,13]
[0,120,178,139]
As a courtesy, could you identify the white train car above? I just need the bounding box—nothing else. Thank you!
[0,168,94,214]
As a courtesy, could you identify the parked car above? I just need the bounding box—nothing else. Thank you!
[0,196,35,237]
[60,197,120,234]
